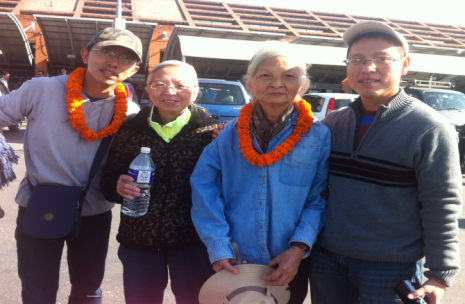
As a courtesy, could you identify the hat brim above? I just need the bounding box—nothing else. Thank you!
[92,41,142,62]
[199,264,290,304]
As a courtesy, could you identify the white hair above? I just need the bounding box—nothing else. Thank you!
[243,41,310,96]
[147,60,198,86]
[147,60,200,104]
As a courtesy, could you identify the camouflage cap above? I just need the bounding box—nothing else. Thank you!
[87,28,143,62]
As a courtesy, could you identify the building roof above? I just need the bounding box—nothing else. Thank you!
[34,14,156,71]
[0,13,34,67]
[176,0,465,54]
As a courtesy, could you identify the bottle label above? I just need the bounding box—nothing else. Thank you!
[128,168,154,183]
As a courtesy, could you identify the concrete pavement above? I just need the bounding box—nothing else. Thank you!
[0,127,462,303]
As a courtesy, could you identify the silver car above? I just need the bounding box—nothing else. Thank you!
[302,93,359,121]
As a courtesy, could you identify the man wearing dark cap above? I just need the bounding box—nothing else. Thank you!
[309,21,462,304]
[0,28,141,303]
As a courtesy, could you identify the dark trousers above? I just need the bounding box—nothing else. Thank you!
[118,244,214,304]
[288,256,311,304]
[15,206,112,304]
[309,243,423,304]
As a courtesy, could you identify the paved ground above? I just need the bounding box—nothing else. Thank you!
[0,126,463,303]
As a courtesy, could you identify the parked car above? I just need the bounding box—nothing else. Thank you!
[403,80,465,127]
[196,79,250,122]
[302,93,359,121]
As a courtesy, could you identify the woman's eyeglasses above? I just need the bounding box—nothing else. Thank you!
[147,83,196,92]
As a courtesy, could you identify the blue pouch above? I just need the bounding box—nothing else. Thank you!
[22,185,84,239]
[22,135,113,239]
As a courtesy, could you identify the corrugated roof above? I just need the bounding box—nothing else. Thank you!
[34,14,156,71]
[0,12,34,67]
[176,0,465,54]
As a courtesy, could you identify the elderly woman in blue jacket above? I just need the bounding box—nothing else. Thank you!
[191,41,330,303]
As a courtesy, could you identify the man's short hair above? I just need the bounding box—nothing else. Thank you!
[347,32,407,58]
[2,71,9,76]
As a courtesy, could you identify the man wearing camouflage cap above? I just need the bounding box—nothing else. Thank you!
[0,28,141,303]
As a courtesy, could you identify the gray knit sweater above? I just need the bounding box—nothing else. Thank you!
[319,89,462,287]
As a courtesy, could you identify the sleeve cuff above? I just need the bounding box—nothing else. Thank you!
[290,227,317,249]
[424,268,460,287]
[207,241,236,264]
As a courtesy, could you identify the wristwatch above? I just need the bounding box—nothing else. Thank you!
[291,242,310,253]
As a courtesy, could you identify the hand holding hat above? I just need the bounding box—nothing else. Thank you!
[199,264,290,304]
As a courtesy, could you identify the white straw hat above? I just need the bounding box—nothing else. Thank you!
[199,264,290,304]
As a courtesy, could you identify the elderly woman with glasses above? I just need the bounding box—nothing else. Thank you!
[101,60,218,304]
[191,42,331,303]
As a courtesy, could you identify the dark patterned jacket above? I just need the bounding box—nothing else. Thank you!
[101,104,218,252]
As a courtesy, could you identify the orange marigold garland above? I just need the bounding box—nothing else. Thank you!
[237,99,314,167]
[65,67,128,142]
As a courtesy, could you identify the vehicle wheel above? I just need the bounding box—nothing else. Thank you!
[8,122,21,132]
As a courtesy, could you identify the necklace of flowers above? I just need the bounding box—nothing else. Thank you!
[65,67,128,142]
[237,98,314,167]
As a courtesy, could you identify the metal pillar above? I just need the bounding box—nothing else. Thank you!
[113,0,126,29]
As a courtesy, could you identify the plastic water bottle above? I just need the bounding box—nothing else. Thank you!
[122,147,155,217]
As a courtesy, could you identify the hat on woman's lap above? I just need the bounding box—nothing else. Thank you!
[199,264,290,304]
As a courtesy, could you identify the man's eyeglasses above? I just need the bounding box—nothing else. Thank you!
[91,48,137,65]
[343,57,401,67]
[147,83,197,92]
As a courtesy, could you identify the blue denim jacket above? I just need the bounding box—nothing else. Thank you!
[191,111,330,265]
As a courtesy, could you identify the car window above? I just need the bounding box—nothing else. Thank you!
[422,92,465,110]
[334,99,353,110]
[405,90,422,101]
[302,96,325,112]
[197,83,246,105]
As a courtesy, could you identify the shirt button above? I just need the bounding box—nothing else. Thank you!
[264,225,268,229]
[260,178,264,182]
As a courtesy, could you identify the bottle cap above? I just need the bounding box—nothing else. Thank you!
[141,147,151,153]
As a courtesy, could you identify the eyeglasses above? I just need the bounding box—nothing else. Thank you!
[147,83,197,92]
[343,57,401,67]
[91,48,137,65]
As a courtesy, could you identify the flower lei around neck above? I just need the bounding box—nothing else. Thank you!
[237,98,314,167]
[65,67,127,142]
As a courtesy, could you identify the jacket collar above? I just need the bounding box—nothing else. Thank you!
[124,104,218,132]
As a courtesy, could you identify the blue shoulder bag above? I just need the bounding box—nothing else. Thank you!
[22,135,113,239]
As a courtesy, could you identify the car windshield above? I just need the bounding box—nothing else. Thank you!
[423,92,465,110]
[302,95,354,112]
[197,83,246,105]
[303,96,325,112]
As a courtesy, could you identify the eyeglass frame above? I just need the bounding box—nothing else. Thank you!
[147,83,198,92]
[90,48,138,66]
[342,57,402,67]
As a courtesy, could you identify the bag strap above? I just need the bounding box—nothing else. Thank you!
[83,135,113,194]
[27,135,113,193]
